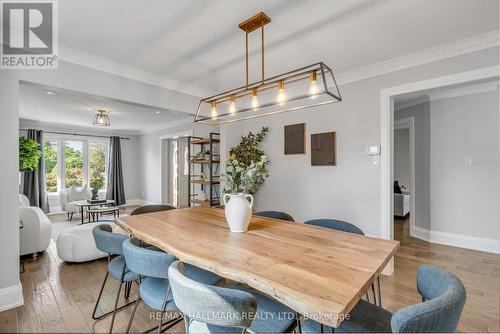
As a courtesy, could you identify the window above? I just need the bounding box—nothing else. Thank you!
[44,140,58,193]
[43,137,109,193]
[89,141,107,191]
[64,140,84,188]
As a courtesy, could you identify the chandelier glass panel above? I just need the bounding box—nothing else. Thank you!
[194,12,341,125]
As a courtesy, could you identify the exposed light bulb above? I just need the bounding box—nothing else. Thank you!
[210,102,218,119]
[251,88,259,110]
[309,71,318,99]
[98,115,105,124]
[228,96,236,115]
[277,81,287,106]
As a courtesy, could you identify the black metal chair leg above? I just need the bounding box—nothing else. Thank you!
[108,281,124,334]
[371,282,377,306]
[376,276,382,307]
[124,281,132,299]
[126,283,141,334]
[92,272,109,320]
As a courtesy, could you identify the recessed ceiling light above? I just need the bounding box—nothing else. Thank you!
[155,110,161,114]
[45,91,55,95]
[129,121,134,124]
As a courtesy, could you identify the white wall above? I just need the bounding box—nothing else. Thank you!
[136,123,219,204]
[430,88,500,241]
[395,100,431,230]
[394,128,410,190]
[220,47,499,237]
[0,72,23,311]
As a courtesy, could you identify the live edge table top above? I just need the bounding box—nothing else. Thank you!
[116,207,399,328]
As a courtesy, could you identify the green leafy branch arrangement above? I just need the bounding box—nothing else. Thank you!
[222,127,270,194]
[19,136,42,172]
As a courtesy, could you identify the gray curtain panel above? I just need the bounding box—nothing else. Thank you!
[22,129,49,213]
[106,136,126,205]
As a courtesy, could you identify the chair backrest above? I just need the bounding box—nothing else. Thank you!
[391,265,466,332]
[255,210,295,222]
[92,224,128,255]
[304,219,364,235]
[122,237,176,279]
[130,205,176,216]
[19,194,30,207]
[168,261,256,330]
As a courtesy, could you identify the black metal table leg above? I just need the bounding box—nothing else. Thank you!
[80,206,84,224]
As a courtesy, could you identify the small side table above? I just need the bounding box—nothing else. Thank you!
[87,207,120,222]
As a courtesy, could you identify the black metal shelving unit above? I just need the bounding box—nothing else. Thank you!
[188,133,220,207]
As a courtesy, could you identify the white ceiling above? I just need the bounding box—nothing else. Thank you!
[58,0,499,93]
[20,0,499,132]
[19,83,192,134]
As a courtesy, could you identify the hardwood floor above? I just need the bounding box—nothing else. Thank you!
[1,215,499,333]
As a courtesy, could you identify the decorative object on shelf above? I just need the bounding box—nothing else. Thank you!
[92,109,110,127]
[223,193,253,233]
[194,12,341,125]
[311,132,336,166]
[195,150,210,161]
[198,192,207,202]
[284,123,306,154]
[199,172,206,180]
[19,136,42,172]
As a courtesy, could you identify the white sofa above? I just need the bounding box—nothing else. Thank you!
[56,221,127,262]
[394,193,410,218]
[19,194,52,257]
[59,185,92,220]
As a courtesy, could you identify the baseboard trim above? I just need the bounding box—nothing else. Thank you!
[413,227,500,254]
[0,282,24,312]
[122,199,155,207]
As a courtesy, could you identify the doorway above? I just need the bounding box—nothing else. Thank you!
[379,66,499,274]
[160,131,192,207]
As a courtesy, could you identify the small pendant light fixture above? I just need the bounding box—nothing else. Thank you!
[92,109,111,127]
[194,12,341,125]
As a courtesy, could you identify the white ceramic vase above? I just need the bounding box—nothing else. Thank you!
[223,193,254,233]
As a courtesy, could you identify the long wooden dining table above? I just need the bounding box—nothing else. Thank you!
[115,207,399,328]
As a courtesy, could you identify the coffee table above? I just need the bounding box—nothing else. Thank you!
[88,206,120,222]
[74,200,115,224]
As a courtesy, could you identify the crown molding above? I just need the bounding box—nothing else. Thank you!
[395,80,499,111]
[59,46,214,98]
[19,118,141,137]
[336,30,499,85]
[428,81,499,101]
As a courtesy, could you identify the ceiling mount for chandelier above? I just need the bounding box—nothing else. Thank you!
[194,12,342,125]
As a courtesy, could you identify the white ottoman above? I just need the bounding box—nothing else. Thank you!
[56,221,128,262]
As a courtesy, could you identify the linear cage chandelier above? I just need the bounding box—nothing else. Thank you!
[194,12,341,125]
[93,109,111,127]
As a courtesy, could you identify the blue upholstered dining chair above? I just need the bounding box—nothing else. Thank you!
[303,265,466,333]
[304,218,382,306]
[168,260,299,334]
[92,224,139,334]
[122,238,223,334]
[255,210,295,222]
